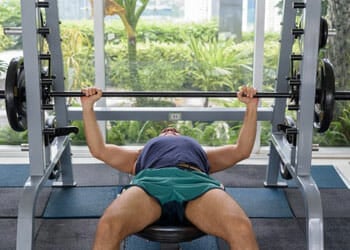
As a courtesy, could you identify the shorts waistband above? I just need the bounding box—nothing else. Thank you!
[176,163,203,172]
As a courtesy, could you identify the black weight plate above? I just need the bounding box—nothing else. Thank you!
[319,18,328,49]
[5,57,27,132]
[16,66,27,129]
[314,58,335,133]
[5,58,18,130]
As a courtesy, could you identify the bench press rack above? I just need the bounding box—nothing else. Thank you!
[14,0,326,249]
[14,1,273,249]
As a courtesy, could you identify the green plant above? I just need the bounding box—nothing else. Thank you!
[60,22,94,93]
[105,41,191,92]
[0,0,22,49]
[187,36,252,106]
[69,120,86,145]
[313,103,350,146]
[0,126,27,145]
[106,120,172,144]
[101,0,149,91]
[0,26,13,51]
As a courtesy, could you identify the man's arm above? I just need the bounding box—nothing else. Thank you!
[206,86,258,173]
[81,87,140,174]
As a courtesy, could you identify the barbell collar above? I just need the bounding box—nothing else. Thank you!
[36,1,49,8]
[3,27,23,35]
[50,91,292,98]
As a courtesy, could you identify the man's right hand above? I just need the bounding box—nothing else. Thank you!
[80,87,103,109]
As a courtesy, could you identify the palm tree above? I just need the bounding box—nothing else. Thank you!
[326,0,350,145]
[97,0,149,90]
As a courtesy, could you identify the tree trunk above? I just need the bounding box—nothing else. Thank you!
[128,36,139,90]
[327,0,350,89]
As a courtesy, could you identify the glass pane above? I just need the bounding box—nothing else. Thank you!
[100,0,280,108]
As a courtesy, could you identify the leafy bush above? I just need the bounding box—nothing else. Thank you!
[0,0,22,49]
[0,127,27,145]
[313,102,350,146]
[105,42,192,91]
[69,120,86,145]
[0,26,14,52]
[104,120,245,146]
[106,20,219,44]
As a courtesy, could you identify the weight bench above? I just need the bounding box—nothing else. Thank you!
[133,223,229,250]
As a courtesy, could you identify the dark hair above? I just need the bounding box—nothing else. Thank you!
[160,127,180,134]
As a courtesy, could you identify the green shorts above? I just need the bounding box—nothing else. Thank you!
[123,167,223,225]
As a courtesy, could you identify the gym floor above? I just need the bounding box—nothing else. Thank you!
[0,145,349,250]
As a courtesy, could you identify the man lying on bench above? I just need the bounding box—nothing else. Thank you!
[80,86,259,250]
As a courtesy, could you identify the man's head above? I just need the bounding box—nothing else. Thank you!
[159,127,180,136]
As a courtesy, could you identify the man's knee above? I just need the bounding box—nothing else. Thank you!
[222,215,258,248]
[229,216,254,236]
[97,210,127,239]
[221,214,254,238]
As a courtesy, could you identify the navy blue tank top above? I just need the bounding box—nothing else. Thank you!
[135,135,210,174]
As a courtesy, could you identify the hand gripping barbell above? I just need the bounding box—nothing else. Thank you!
[1,57,349,132]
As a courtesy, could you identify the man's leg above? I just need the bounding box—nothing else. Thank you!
[185,189,259,250]
[93,186,161,250]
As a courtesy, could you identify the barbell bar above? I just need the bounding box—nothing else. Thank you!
[2,87,350,99]
[49,91,292,98]
[53,90,350,99]
[1,89,350,99]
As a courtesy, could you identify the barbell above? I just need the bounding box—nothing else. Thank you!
[2,57,350,133]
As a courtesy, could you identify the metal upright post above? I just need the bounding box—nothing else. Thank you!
[16,1,76,249]
[296,0,323,249]
[17,0,46,249]
[94,0,107,141]
[265,0,296,186]
[265,0,324,249]
[45,0,75,186]
[252,0,265,153]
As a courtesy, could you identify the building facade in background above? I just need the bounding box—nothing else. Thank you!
[57,0,281,33]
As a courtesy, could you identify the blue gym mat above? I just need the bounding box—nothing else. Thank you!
[0,164,29,187]
[0,164,347,188]
[43,186,293,218]
[284,165,347,188]
[226,188,293,218]
[43,186,122,218]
